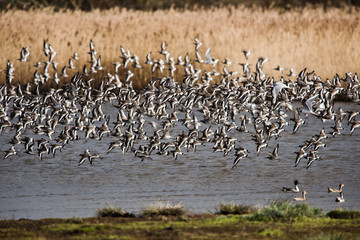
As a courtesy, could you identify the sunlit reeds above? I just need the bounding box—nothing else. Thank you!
[0,6,359,88]
[140,200,186,217]
[249,200,323,222]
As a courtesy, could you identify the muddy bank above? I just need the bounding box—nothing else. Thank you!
[1,214,360,240]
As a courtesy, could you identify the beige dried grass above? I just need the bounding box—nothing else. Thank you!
[0,6,359,87]
[141,200,186,217]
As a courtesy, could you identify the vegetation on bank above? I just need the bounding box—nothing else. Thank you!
[249,200,323,222]
[215,201,255,215]
[140,201,187,217]
[327,209,360,219]
[0,202,359,240]
[96,206,135,218]
[95,200,360,221]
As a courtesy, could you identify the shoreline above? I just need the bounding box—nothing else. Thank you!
[1,203,359,221]
[1,210,359,240]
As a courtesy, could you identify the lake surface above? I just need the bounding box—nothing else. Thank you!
[1,102,359,219]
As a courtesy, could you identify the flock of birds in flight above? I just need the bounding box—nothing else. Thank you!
[1,37,359,203]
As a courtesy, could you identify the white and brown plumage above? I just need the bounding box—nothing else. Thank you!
[160,41,169,55]
[204,47,218,67]
[350,120,360,136]
[328,183,344,193]
[72,52,79,61]
[107,140,122,154]
[135,151,153,162]
[256,142,268,156]
[294,148,307,167]
[78,148,91,166]
[293,190,307,201]
[51,143,63,157]
[145,52,153,65]
[96,55,103,70]
[301,95,318,115]
[330,118,343,137]
[231,152,248,169]
[222,58,232,66]
[314,141,326,151]
[171,146,183,160]
[306,150,321,169]
[68,58,75,69]
[194,37,203,52]
[291,108,305,134]
[348,110,359,123]
[38,144,49,161]
[282,180,299,193]
[18,46,30,62]
[195,51,203,63]
[88,153,101,164]
[239,62,251,77]
[4,145,17,159]
[335,191,345,203]
[43,39,50,56]
[272,82,289,105]
[159,41,170,62]
[242,49,252,60]
[61,66,68,77]
[315,128,328,142]
[112,61,122,74]
[274,65,285,73]
[268,144,279,160]
[287,68,296,77]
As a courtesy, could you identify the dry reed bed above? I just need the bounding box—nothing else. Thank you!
[0,7,359,87]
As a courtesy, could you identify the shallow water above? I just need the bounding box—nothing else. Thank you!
[0,102,360,219]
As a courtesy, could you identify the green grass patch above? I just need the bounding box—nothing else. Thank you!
[117,215,242,231]
[44,223,108,234]
[215,202,254,215]
[65,217,84,224]
[257,228,283,237]
[96,206,134,218]
[249,200,323,222]
[1,214,360,240]
[200,215,244,226]
[327,209,360,219]
[308,233,351,240]
[140,200,186,217]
